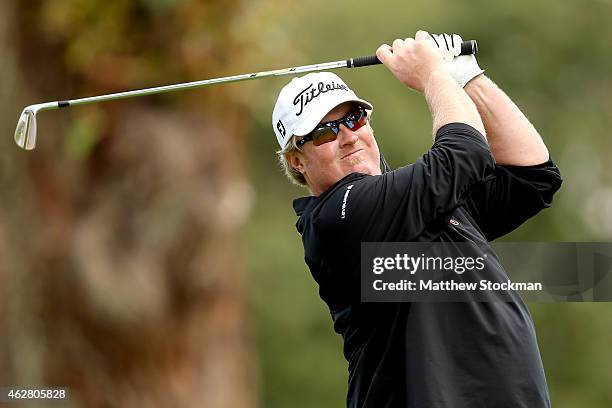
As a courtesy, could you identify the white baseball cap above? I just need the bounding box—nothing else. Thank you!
[272,72,373,149]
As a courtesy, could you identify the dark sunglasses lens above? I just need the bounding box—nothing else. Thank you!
[312,127,337,146]
[347,108,366,130]
[308,107,367,147]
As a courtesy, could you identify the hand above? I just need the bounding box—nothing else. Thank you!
[428,33,484,87]
[376,30,450,92]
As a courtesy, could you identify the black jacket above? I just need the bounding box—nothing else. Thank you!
[293,123,562,407]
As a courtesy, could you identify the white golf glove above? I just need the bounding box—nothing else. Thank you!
[428,33,484,87]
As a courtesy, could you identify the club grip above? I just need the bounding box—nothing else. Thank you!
[347,55,381,68]
[460,40,478,56]
[347,40,478,68]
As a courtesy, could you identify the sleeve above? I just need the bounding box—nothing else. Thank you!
[315,122,496,241]
[463,160,563,241]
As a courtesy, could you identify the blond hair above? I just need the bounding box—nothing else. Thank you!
[276,136,308,187]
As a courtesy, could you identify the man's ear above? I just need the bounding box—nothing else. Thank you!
[285,151,305,174]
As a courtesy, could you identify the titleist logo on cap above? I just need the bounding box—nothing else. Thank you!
[293,81,350,116]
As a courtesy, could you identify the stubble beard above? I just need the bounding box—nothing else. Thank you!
[345,155,365,166]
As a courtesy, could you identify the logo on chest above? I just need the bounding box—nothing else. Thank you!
[341,184,354,220]
[449,217,461,226]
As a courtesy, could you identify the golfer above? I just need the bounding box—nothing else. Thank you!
[272,30,562,407]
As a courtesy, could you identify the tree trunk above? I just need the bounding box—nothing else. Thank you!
[0,1,257,406]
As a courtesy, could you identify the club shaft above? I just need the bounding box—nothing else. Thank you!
[35,39,477,111]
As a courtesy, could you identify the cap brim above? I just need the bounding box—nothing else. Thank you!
[292,96,374,137]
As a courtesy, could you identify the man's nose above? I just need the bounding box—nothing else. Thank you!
[337,123,359,147]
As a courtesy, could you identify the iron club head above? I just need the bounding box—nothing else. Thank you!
[14,108,37,150]
[14,103,59,150]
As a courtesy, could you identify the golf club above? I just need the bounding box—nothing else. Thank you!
[14,40,477,150]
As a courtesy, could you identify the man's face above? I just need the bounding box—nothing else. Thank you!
[286,102,382,196]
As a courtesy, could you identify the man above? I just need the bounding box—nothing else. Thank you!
[272,30,562,407]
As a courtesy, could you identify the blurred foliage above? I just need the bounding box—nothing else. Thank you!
[245,0,612,407]
[2,0,300,406]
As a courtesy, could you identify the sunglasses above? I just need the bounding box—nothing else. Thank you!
[296,106,368,149]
